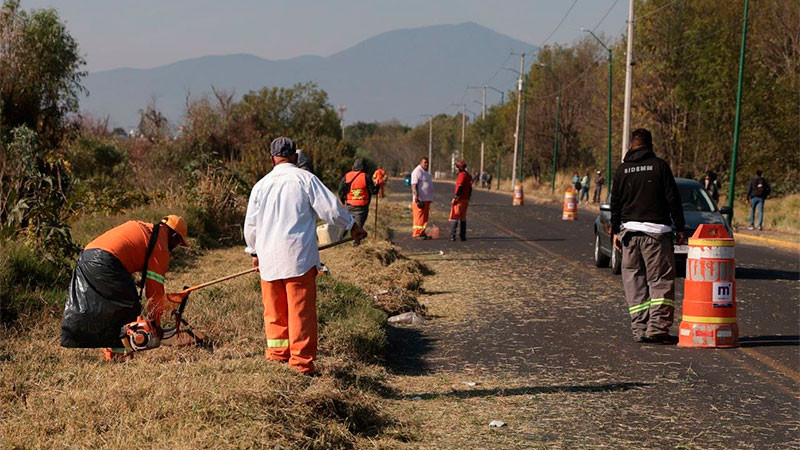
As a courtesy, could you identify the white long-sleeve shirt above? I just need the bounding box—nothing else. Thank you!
[244,163,355,281]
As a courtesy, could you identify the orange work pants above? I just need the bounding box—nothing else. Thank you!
[412,201,431,237]
[378,182,385,198]
[260,267,318,374]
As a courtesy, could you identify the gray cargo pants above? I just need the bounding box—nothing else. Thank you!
[346,205,369,227]
[621,231,676,337]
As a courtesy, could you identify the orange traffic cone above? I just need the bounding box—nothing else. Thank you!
[678,224,738,348]
[562,189,578,220]
[513,183,524,206]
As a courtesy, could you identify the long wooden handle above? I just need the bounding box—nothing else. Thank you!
[180,237,354,294]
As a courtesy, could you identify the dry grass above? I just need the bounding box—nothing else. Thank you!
[0,243,416,449]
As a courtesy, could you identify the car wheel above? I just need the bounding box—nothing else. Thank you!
[611,247,622,274]
[594,233,610,267]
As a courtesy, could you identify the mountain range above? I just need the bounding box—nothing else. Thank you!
[81,22,537,128]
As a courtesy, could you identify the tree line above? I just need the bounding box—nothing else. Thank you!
[353,0,798,196]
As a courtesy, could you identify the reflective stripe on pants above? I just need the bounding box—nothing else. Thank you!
[412,201,431,237]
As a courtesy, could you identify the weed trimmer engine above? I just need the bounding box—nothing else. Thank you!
[121,316,162,352]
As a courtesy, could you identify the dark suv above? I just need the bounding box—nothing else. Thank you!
[593,178,732,274]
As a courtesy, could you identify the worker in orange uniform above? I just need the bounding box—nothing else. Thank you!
[411,156,434,239]
[245,137,367,375]
[372,164,387,198]
[338,158,377,227]
[60,215,189,360]
[449,160,472,241]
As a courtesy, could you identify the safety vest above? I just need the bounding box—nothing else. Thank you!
[345,171,369,206]
[373,169,386,184]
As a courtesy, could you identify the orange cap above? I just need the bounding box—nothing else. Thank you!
[161,215,189,247]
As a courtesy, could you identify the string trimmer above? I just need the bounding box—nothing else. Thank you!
[119,237,355,355]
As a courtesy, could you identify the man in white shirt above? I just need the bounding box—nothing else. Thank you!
[244,137,367,374]
[410,157,434,239]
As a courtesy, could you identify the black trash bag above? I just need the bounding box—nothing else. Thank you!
[61,248,141,348]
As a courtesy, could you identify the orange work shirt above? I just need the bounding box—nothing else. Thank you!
[85,220,170,304]
[372,168,386,185]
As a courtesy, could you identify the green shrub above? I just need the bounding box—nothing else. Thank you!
[0,242,70,323]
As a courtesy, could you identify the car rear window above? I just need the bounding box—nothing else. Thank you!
[679,185,714,212]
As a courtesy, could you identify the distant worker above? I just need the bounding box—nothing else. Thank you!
[245,137,367,375]
[593,170,605,203]
[486,172,493,190]
[297,149,314,173]
[746,169,771,230]
[411,156,434,239]
[449,160,472,241]
[580,172,591,204]
[611,129,684,345]
[372,164,387,198]
[61,215,189,360]
[572,172,582,192]
[699,171,720,206]
[339,158,377,227]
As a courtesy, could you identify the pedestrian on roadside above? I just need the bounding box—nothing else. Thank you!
[449,160,472,241]
[372,164,387,198]
[580,172,591,204]
[60,215,190,361]
[746,169,771,231]
[611,129,685,345]
[245,137,367,375]
[700,171,721,206]
[486,172,493,190]
[593,170,605,203]
[411,156,434,239]
[572,172,581,192]
[339,158,377,228]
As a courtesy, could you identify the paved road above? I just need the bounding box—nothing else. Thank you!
[387,178,799,447]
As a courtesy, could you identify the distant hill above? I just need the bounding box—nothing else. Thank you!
[81,22,537,128]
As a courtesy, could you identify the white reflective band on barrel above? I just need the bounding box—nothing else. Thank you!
[688,245,735,259]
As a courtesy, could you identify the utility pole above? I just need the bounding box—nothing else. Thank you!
[726,0,750,222]
[584,28,613,193]
[338,105,347,140]
[507,52,525,190]
[621,0,635,160]
[537,64,562,195]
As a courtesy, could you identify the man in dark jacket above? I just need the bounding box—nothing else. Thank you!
[338,158,377,227]
[746,170,770,230]
[611,129,685,344]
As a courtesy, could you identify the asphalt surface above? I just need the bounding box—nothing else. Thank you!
[386,178,800,447]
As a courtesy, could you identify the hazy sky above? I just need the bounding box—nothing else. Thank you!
[21,0,627,72]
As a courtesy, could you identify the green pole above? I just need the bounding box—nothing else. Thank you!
[550,82,562,195]
[497,151,501,190]
[519,86,527,182]
[726,0,750,222]
[606,48,613,196]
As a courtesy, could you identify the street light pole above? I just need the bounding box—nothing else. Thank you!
[536,64,562,195]
[507,52,525,190]
[583,28,613,193]
[727,0,750,222]
[621,0,635,161]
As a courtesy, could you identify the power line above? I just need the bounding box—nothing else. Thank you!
[636,0,684,21]
[540,0,580,47]
[593,0,621,32]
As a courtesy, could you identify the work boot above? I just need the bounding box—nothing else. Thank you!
[644,334,678,345]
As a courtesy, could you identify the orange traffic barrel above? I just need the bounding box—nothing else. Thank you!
[513,183,524,206]
[562,189,578,220]
[678,224,738,348]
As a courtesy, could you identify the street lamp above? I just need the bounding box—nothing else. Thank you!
[582,28,613,196]
[535,63,562,195]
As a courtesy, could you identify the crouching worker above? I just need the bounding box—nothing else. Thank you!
[60,215,189,360]
[245,137,367,375]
